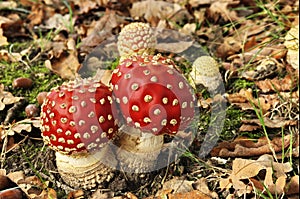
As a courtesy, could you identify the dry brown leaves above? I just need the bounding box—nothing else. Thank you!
[0,118,40,153]
[284,25,299,70]
[210,134,297,157]
[79,10,123,53]
[7,171,57,199]
[130,0,182,25]
[0,84,22,111]
[45,38,80,79]
[145,177,218,199]
[219,154,298,197]
[225,87,298,131]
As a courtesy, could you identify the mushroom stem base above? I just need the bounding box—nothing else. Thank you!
[114,125,164,173]
[55,145,117,189]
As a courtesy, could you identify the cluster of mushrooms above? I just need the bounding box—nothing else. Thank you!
[40,22,208,189]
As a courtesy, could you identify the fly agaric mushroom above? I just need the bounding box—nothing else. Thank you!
[40,78,118,189]
[117,22,157,57]
[110,53,196,172]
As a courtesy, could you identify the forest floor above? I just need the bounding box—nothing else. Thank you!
[0,0,299,198]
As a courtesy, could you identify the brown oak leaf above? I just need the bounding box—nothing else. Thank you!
[210,134,293,157]
[219,154,293,197]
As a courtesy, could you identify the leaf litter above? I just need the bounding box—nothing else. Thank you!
[0,0,299,198]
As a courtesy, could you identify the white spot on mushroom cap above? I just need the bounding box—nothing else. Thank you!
[178,82,184,89]
[170,119,177,126]
[122,96,128,104]
[68,106,77,113]
[131,83,139,91]
[150,76,158,82]
[81,101,87,107]
[88,111,95,118]
[90,98,96,103]
[61,117,68,123]
[79,120,85,126]
[143,117,151,123]
[154,109,161,115]
[83,132,90,139]
[58,137,65,143]
[91,125,98,133]
[172,99,179,106]
[161,119,167,126]
[124,74,131,79]
[58,91,65,97]
[144,95,152,102]
[162,97,168,104]
[67,139,74,144]
[70,121,76,126]
[143,70,150,75]
[108,128,114,134]
[99,116,105,123]
[132,105,139,111]
[57,128,63,133]
[127,117,132,123]
[60,103,67,109]
[101,132,107,138]
[65,130,72,136]
[182,102,187,109]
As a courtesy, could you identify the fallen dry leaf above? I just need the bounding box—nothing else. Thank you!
[255,74,297,93]
[0,84,22,111]
[0,28,8,46]
[219,154,293,197]
[7,171,57,199]
[193,178,219,199]
[216,36,241,59]
[89,189,115,199]
[145,190,212,199]
[240,117,297,130]
[156,178,194,196]
[130,0,182,25]
[207,1,239,22]
[45,38,80,79]
[241,58,282,81]
[285,175,299,195]
[228,44,287,67]
[225,88,271,113]
[211,134,294,157]
[80,10,122,53]
[284,25,299,70]
[44,13,75,31]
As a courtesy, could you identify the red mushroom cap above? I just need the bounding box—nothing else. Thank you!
[40,78,118,154]
[111,54,196,135]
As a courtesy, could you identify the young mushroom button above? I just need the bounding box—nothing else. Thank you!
[117,22,157,57]
[40,78,118,189]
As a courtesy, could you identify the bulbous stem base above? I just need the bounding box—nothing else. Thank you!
[55,145,117,189]
[114,125,164,173]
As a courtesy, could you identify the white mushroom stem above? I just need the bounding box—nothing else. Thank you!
[55,144,117,189]
[114,125,164,173]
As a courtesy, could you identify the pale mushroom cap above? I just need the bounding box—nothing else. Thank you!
[117,22,157,56]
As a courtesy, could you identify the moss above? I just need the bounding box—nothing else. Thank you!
[0,60,63,105]
[220,106,245,141]
[227,78,255,93]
